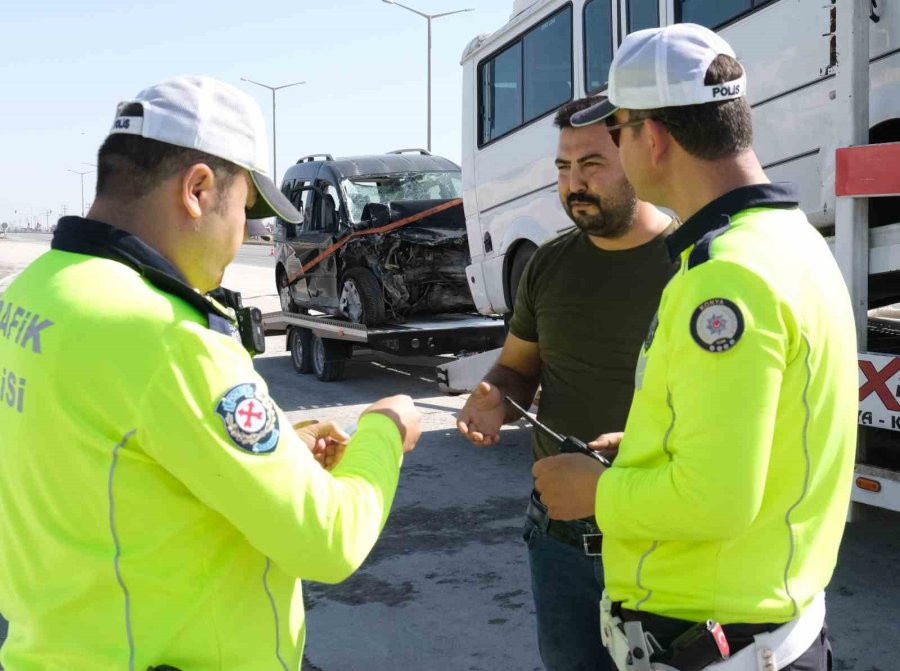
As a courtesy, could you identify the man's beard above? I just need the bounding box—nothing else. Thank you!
[564,180,637,239]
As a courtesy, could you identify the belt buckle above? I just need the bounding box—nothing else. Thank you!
[582,533,602,557]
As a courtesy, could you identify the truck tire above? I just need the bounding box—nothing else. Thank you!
[288,327,313,374]
[311,334,349,382]
[277,267,301,314]
[340,267,386,326]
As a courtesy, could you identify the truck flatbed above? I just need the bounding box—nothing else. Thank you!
[261,310,506,381]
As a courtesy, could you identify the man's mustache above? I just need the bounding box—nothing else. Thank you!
[567,194,601,208]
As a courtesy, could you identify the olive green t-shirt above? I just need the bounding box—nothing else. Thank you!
[509,225,678,461]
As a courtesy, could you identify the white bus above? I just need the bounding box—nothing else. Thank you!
[460,0,900,315]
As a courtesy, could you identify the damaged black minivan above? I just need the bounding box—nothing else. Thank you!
[273,150,475,326]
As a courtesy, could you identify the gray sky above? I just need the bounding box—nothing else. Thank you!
[0,0,513,226]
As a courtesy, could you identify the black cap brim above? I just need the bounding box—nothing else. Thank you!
[247,171,303,224]
[570,99,619,128]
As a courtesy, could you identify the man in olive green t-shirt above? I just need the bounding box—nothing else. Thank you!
[457,97,677,671]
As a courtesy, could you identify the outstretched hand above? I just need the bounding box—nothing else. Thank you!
[457,381,506,447]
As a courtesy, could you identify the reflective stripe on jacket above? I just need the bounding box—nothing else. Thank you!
[0,218,403,670]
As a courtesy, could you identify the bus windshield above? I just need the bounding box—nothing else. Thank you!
[343,171,462,223]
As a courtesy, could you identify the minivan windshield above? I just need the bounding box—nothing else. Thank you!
[343,171,462,223]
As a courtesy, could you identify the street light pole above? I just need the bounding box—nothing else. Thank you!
[68,169,93,217]
[382,0,474,152]
[240,78,306,182]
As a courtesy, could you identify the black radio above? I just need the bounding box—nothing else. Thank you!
[207,287,266,356]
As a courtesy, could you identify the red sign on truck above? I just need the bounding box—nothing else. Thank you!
[859,352,900,430]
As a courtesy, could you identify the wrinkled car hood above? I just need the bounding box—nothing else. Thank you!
[393,224,468,246]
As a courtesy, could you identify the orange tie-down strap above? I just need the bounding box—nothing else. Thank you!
[286,198,464,285]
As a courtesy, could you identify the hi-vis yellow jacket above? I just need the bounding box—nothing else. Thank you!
[596,184,858,624]
[0,217,403,671]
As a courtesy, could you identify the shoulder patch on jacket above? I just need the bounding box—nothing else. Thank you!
[690,298,744,353]
[215,383,280,454]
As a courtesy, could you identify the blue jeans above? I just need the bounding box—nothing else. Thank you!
[524,497,611,671]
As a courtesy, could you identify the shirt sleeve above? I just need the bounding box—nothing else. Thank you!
[137,321,403,583]
[508,251,539,343]
[596,260,796,541]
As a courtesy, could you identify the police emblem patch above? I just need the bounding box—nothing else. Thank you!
[214,383,280,454]
[690,298,744,353]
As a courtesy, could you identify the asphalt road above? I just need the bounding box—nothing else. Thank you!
[0,234,899,670]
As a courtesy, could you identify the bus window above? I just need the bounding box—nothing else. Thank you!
[480,42,523,144]
[478,6,572,146]
[627,0,659,33]
[584,0,614,93]
[677,0,778,30]
[523,6,573,121]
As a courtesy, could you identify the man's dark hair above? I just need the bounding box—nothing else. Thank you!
[633,55,753,161]
[554,95,608,129]
[95,134,242,201]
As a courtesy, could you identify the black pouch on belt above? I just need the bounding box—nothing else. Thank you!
[650,619,731,670]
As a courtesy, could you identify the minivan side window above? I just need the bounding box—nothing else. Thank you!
[289,181,306,210]
[313,182,341,232]
[299,186,315,226]
[478,4,573,146]
[275,181,304,238]
[584,0,614,93]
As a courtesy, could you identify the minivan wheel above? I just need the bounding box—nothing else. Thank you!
[339,268,385,326]
[277,268,301,314]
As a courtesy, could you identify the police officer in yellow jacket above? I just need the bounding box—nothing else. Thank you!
[533,25,857,671]
[0,76,422,671]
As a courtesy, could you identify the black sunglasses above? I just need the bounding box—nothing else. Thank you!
[604,117,647,147]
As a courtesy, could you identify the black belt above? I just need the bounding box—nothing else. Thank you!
[527,491,603,556]
[615,604,782,653]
